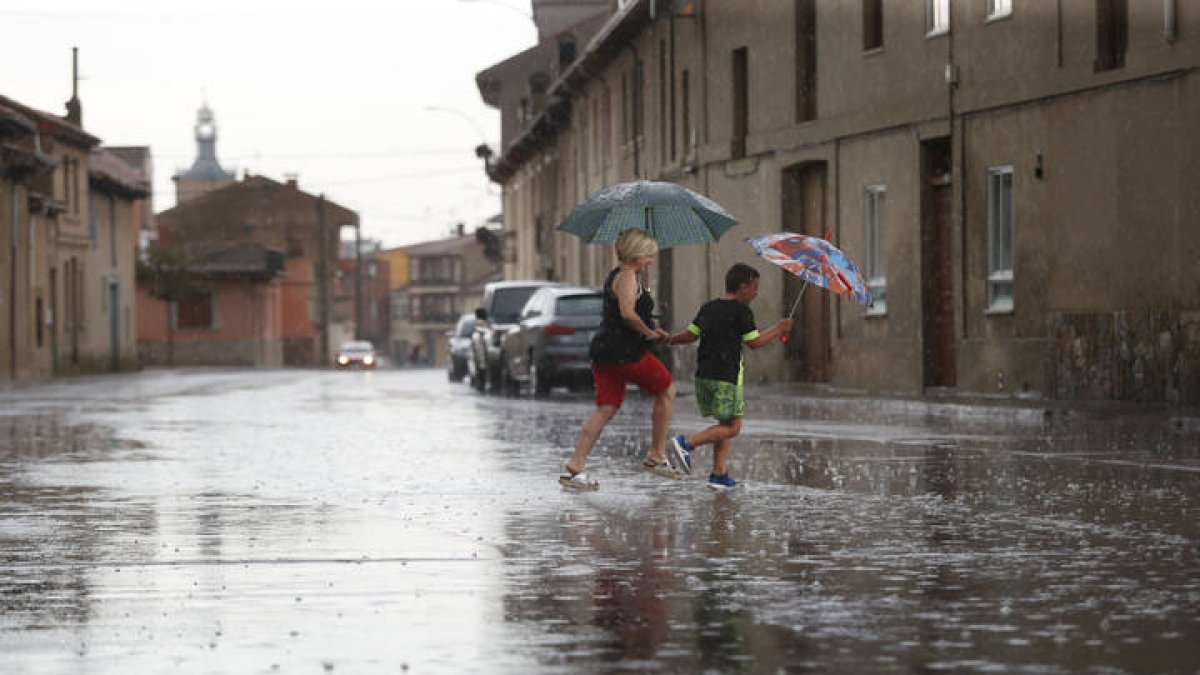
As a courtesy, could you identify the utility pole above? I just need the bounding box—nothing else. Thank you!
[354,222,362,339]
[317,195,330,366]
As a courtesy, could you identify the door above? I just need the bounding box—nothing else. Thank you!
[781,162,830,382]
[49,267,58,373]
[109,277,120,371]
[921,138,956,388]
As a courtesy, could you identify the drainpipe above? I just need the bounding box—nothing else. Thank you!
[9,183,17,379]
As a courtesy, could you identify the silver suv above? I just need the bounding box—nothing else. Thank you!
[468,280,559,393]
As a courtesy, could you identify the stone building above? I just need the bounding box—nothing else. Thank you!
[1,90,147,382]
[142,174,358,367]
[478,0,1199,403]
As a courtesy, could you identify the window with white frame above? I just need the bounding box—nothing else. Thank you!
[987,0,1012,20]
[927,0,950,35]
[987,166,1014,312]
[864,185,887,315]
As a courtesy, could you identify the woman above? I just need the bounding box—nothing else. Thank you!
[560,229,678,490]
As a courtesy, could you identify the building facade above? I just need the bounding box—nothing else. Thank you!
[142,174,358,367]
[479,0,1199,403]
[1,92,147,383]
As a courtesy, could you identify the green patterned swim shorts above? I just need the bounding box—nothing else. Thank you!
[694,377,744,421]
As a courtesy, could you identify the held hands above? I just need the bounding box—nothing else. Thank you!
[650,328,671,343]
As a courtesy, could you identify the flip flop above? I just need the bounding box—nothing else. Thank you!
[559,470,599,491]
[643,460,684,480]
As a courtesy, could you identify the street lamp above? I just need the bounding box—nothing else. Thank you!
[423,105,494,167]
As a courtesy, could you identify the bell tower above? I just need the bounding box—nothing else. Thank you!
[173,103,236,204]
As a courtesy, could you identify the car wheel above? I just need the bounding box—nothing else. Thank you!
[499,361,519,397]
[529,353,551,399]
[470,360,485,391]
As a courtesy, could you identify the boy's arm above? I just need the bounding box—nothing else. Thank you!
[746,318,794,349]
[668,325,699,346]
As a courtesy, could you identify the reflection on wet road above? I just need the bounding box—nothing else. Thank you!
[1,369,1197,673]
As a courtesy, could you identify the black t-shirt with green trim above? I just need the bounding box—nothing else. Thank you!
[688,298,759,383]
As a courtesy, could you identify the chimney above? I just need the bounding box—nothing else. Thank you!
[285,173,299,189]
[456,222,465,237]
[64,47,82,126]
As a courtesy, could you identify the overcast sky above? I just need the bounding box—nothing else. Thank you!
[1,0,537,248]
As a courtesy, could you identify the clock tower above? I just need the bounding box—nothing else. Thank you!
[173,103,236,204]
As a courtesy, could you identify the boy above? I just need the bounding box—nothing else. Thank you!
[667,263,792,490]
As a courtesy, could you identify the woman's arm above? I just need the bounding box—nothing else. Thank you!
[614,269,664,339]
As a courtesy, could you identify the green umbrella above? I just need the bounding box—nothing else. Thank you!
[556,180,738,248]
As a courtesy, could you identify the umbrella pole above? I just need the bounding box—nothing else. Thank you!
[786,282,808,318]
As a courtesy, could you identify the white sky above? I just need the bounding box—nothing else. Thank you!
[0,0,537,248]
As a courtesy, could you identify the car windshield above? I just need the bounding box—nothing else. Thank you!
[340,342,373,353]
[556,294,603,316]
[455,317,475,337]
[491,287,541,323]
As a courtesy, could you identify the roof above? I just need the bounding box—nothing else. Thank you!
[485,0,651,183]
[402,233,478,257]
[191,242,285,279]
[89,147,150,198]
[0,93,100,149]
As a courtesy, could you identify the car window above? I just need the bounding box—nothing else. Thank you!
[455,316,475,336]
[341,341,373,352]
[491,287,542,323]
[556,294,603,316]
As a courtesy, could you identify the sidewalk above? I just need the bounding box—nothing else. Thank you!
[673,378,1200,433]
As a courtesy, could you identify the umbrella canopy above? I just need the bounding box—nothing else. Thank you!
[556,180,738,249]
[747,233,873,307]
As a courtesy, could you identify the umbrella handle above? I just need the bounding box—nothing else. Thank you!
[781,283,807,344]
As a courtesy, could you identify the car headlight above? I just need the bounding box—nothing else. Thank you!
[363,355,375,365]
[337,355,349,365]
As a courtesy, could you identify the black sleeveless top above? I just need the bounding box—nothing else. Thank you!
[589,267,655,365]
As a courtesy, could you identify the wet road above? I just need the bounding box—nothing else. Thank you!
[1,369,1197,674]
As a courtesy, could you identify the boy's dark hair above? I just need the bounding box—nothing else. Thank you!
[725,263,760,293]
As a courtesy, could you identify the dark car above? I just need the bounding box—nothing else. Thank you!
[446,313,475,382]
[335,340,377,369]
[501,286,602,397]
[469,280,559,393]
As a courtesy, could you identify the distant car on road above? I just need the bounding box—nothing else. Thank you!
[446,313,475,382]
[469,280,559,393]
[502,286,602,397]
[335,340,377,370]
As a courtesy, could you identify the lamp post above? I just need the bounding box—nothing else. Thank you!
[423,105,495,170]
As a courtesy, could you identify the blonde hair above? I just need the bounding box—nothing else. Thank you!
[615,228,658,262]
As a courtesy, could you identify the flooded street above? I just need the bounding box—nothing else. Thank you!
[1,369,1197,673]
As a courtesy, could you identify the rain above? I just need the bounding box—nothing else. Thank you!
[1,369,1196,672]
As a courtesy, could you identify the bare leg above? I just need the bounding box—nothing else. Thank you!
[646,383,676,464]
[567,405,618,474]
[687,417,743,451]
[712,437,733,475]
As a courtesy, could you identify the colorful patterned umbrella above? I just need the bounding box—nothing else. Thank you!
[747,233,873,308]
[556,180,738,249]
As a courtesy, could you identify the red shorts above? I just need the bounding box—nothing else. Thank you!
[592,351,673,407]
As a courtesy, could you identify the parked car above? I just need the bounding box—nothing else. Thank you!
[469,280,559,393]
[335,340,377,369]
[502,286,602,397]
[446,313,475,382]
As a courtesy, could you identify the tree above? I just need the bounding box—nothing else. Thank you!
[137,243,200,365]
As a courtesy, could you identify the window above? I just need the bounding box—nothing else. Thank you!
[986,166,1014,312]
[177,292,215,330]
[927,0,950,35]
[681,69,691,158]
[731,47,748,160]
[987,0,1012,20]
[864,185,887,315]
[796,0,817,122]
[1095,0,1128,71]
[863,0,883,50]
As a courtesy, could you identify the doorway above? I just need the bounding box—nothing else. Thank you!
[920,138,956,388]
[781,162,830,382]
